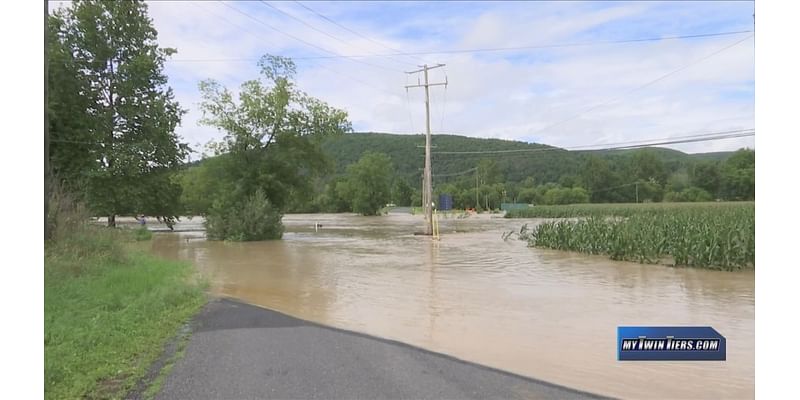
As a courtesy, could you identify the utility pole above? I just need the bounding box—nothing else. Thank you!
[635,182,639,203]
[475,168,479,210]
[406,64,446,235]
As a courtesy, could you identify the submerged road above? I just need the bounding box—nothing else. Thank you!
[155,299,606,400]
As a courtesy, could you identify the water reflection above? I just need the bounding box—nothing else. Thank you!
[149,213,754,399]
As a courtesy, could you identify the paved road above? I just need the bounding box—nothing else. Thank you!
[156,299,606,399]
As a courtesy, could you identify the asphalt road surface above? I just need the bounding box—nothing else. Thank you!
[155,298,606,399]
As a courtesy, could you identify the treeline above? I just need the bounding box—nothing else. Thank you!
[180,132,753,214]
[423,147,753,209]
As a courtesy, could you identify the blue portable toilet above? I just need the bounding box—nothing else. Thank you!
[438,194,453,210]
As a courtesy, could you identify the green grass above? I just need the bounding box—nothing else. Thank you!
[142,329,192,400]
[45,226,206,400]
[508,202,754,270]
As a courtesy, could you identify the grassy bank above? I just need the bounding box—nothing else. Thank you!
[45,226,206,399]
[508,202,754,270]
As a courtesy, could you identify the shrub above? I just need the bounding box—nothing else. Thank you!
[664,187,713,202]
[205,189,284,241]
[133,227,153,241]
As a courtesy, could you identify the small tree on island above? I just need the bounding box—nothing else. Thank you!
[337,152,393,216]
[198,55,351,240]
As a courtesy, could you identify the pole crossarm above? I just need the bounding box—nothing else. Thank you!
[405,63,445,74]
[405,82,447,88]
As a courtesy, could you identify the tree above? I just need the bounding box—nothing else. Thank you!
[720,149,755,200]
[198,55,351,239]
[690,161,722,197]
[392,179,414,206]
[630,150,667,185]
[338,152,393,216]
[48,0,188,226]
[177,156,230,216]
[320,177,351,213]
[666,169,691,193]
[476,158,501,185]
[558,175,580,188]
[581,156,624,202]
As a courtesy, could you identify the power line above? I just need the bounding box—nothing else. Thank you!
[165,29,754,63]
[219,1,402,73]
[257,1,410,71]
[524,34,754,137]
[430,129,754,164]
[354,128,755,161]
[440,130,754,158]
[589,182,640,194]
[432,129,754,155]
[292,0,432,65]
[193,2,401,98]
[433,167,477,178]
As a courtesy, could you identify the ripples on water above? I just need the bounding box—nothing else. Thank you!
[149,212,754,399]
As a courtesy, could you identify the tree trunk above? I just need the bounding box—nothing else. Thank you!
[106,58,116,229]
[45,0,50,240]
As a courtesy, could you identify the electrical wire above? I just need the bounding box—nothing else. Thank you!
[193,1,401,98]
[433,167,477,178]
[432,131,754,162]
[432,129,754,155]
[219,1,403,73]
[165,30,754,62]
[523,34,754,137]
[292,0,433,65]
[257,1,411,71]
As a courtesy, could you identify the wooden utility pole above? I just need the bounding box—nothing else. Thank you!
[406,64,446,235]
[475,167,479,210]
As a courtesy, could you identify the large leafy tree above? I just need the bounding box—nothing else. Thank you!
[48,0,188,226]
[198,55,351,239]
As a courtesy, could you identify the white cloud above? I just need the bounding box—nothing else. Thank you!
[140,0,754,154]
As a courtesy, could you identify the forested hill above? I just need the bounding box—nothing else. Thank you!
[320,132,735,184]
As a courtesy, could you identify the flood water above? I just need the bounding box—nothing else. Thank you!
[148,212,754,399]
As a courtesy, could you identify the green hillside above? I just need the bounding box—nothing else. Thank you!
[321,132,578,184]
[321,132,735,184]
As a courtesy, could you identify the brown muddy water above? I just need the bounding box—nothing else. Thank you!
[147,212,754,399]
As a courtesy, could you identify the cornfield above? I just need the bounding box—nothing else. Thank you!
[511,202,754,270]
[505,201,752,219]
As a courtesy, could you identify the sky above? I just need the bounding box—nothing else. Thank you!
[56,0,755,156]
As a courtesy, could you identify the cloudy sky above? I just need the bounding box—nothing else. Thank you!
[63,1,756,155]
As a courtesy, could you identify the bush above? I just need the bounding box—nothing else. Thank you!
[133,227,153,241]
[664,186,713,202]
[205,189,284,241]
[542,187,590,205]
